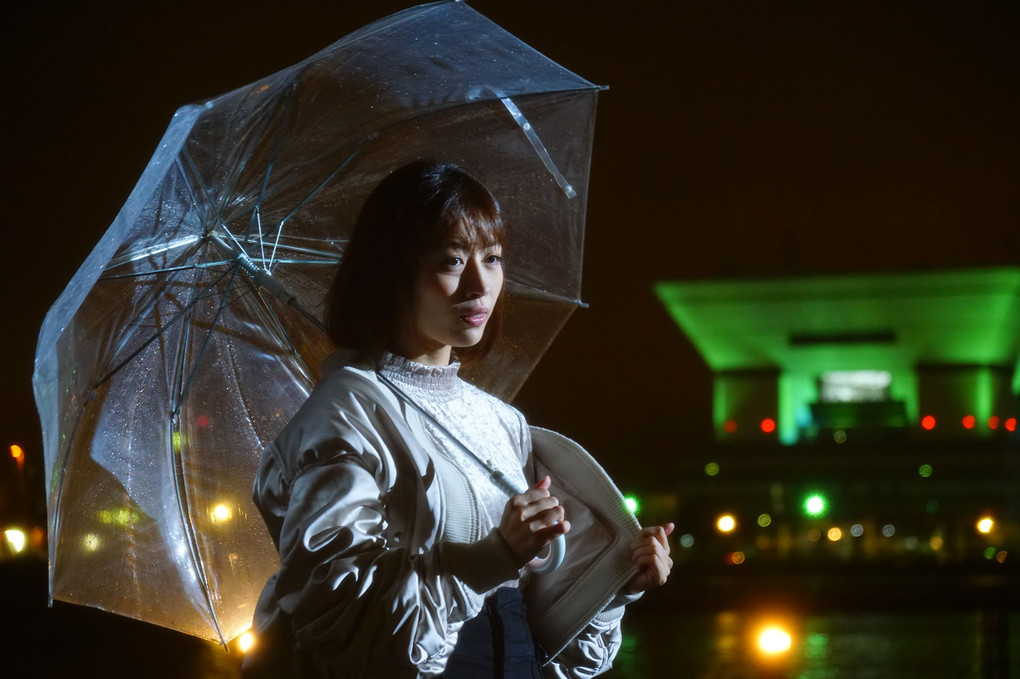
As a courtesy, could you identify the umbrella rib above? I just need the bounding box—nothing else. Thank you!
[179,149,218,231]
[161,264,232,646]
[104,235,203,271]
[170,265,244,416]
[252,87,297,268]
[95,249,199,388]
[248,257,338,266]
[93,266,236,391]
[99,260,232,280]
[237,81,297,243]
[497,95,577,199]
[271,143,366,261]
[166,414,230,646]
[252,285,298,354]
[161,265,253,646]
[232,237,342,261]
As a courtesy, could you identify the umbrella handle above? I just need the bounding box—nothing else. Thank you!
[491,470,566,573]
[527,534,566,574]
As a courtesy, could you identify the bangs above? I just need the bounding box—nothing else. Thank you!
[429,195,505,250]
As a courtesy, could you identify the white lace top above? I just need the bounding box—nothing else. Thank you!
[377,353,532,549]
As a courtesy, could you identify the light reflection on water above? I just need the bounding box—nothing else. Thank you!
[609,609,1019,678]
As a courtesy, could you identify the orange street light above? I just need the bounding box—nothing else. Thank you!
[10,444,24,473]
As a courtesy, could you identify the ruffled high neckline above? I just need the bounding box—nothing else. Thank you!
[377,352,462,395]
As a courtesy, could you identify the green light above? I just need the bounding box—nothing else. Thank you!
[757,513,772,527]
[705,462,720,476]
[804,493,827,517]
[983,547,997,560]
[918,464,933,478]
[624,496,640,515]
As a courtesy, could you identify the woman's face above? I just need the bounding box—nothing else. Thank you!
[400,231,504,366]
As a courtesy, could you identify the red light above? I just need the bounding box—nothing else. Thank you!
[723,420,738,434]
[921,415,936,431]
[1006,418,1017,433]
[962,415,976,430]
[9,444,23,461]
[988,416,1000,430]
[197,415,211,428]
[760,418,776,434]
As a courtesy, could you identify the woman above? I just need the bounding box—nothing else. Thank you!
[245,161,673,678]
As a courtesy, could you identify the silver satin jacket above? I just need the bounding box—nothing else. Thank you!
[250,352,642,678]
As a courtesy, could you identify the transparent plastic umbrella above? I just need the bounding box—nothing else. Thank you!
[32,0,601,645]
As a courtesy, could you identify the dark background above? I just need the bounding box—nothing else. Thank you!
[1,0,1018,673]
[3,0,1019,478]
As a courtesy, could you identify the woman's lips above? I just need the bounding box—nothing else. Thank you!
[460,309,488,327]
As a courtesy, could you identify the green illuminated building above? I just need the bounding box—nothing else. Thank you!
[651,268,1019,590]
[655,268,1020,446]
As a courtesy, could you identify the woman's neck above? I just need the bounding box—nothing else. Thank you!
[391,342,452,367]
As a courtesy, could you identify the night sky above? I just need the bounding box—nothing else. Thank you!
[3,0,1018,495]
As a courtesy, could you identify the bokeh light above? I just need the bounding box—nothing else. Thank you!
[4,529,26,554]
[716,515,736,533]
[82,533,101,552]
[211,504,233,524]
[803,494,827,517]
[725,551,745,565]
[238,631,256,654]
[623,496,640,515]
[921,415,936,430]
[757,625,792,655]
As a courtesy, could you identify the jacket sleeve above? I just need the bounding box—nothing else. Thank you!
[253,386,520,676]
[540,592,641,678]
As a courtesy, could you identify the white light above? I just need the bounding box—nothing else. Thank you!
[211,504,233,523]
[4,529,26,554]
[819,370,892,403]
[757,626,792,655]
[238,631,256,654]
[82,533,101,552]
[806,497,825,515]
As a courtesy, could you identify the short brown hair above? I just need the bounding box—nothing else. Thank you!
[326,161,505,363]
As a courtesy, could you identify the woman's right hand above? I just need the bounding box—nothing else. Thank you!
[498,476,571,567]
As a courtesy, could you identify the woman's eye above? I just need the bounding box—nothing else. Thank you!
[485,254,503,265]
[443,256,464,268]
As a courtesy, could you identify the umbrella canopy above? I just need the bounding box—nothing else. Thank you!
[33,0,601,644]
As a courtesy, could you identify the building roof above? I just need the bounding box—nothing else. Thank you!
[655,267,1020,378]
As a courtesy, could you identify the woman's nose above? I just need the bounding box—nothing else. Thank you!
[465,256,495,295]
[462,259,489,298]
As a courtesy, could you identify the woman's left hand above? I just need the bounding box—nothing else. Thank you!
[624,523,675,594]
